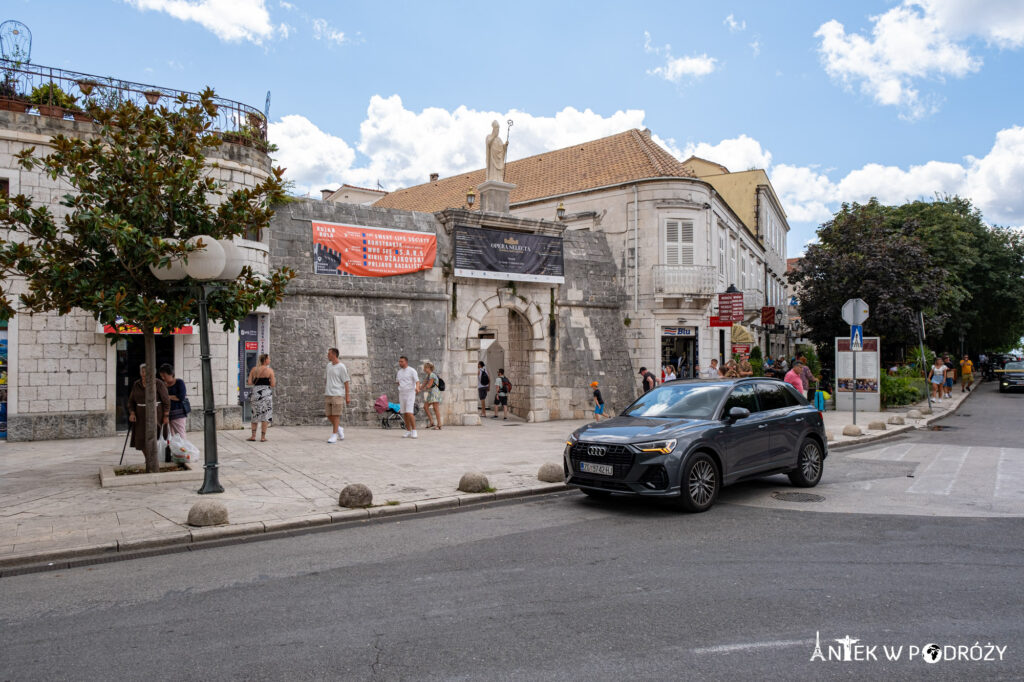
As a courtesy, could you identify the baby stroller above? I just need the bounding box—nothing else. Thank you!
[374,394,417,430]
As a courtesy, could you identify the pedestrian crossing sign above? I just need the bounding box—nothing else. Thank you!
[851,325,864,351]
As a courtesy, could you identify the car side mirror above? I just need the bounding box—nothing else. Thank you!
[726,406,750,423]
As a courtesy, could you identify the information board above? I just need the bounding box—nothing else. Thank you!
[834,336,881,412]
[453,226,564,284]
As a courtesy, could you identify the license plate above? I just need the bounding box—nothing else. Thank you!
[580,461,614,476]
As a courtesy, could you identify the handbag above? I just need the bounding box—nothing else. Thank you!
[182,396,191,415]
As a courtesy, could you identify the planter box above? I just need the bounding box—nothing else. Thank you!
[0,98,29,113]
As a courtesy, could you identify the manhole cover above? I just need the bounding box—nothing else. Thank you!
[772,492,825,503]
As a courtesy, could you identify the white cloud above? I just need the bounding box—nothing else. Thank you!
[724,14,746,32]
[312,18,346,45]
[682,135,772,171]
[270,96,645,194]
[964,125,1024,224]
[749,38,761,57]
[815,1,1024,118]
[125,0,278,44]
[644,31,718,83]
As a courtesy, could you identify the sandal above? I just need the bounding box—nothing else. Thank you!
[260,437,268,442]
[247,436,257,441]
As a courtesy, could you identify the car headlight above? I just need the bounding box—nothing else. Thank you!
[635,439,677,454]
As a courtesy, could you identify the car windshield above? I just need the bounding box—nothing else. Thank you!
[1006,361,1024,370]
[622,383,728,419]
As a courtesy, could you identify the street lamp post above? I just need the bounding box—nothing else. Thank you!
[150,234,245,495]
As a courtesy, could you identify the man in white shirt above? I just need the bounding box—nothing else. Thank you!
[703,359,720,379]
[396,355,419,438]
[325,348,350,443]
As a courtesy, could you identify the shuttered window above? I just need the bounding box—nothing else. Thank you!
[664,219,694,266]
[718,225,727,271]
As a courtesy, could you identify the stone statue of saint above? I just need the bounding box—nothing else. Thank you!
[485,120,508,182]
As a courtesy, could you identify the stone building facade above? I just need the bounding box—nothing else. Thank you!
[374,129,792,383]
[264,199,635,427]
[0,108,273,441]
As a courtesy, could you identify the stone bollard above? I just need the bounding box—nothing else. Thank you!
[842,424,863,437]
[339,483,373,508]
[537,462,563,483]
[919,407,933,415]
[888,416,906,425]
[458,472,490,493]
[867,421,887,431]
[906,409,924,420]
[187,500,228,527]
[826,431,836,442]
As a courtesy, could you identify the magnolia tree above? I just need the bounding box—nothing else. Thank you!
[0,89,295,472]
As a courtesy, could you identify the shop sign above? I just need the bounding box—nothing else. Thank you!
[454,225,565,284]
[244,341,258,351]
[761,306,776,325]
[662,327,696,336]
[731,344,751,355]
[103,324,194,335]
[718,292,744,322]
[312,221,436,277]
[709,316,733,328]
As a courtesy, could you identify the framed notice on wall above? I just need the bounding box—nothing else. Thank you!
[453,225,564,284]
[312,221,436,277]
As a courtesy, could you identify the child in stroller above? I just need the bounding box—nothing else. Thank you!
[374,394,418,429]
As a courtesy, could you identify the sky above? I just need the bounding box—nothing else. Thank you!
[6,0,1024,255]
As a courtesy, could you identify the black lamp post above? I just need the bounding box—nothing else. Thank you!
[151,234,245,495]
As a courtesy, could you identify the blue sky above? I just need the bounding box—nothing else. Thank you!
[6,0,1024,254]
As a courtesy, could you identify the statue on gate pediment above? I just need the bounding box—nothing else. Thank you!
[485,120,508,182]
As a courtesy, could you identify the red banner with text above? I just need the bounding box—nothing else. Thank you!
[312,221,436,277]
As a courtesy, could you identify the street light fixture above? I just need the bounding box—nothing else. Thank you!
[149,234,239,495]
[466,188,475,208]
[556,202,566,220]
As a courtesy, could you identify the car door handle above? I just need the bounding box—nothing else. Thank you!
[794,417,804,423]
[758,424,768,429]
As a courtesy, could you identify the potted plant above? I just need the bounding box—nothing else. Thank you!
[29,83,81,118]
[143,90,162,105]
[76,79,98,96]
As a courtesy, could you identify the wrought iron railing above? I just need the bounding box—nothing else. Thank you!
[0,58,266,142]
[653,265,717,296]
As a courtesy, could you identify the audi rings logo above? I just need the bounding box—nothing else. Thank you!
[587,446,607,457]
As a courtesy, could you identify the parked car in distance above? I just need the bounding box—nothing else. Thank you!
[997,361,1024,393]
[564,378,828,512]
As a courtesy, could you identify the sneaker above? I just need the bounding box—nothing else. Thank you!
[402,431,411,438]
[327,433,339,444]
[410,430,418,439]
[337,427,345,440]
[492,415,499,419]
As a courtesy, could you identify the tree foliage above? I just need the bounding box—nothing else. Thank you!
[0,90,295,472]
[790,197,1024,363]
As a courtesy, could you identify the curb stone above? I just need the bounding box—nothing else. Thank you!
[0,483,573,574]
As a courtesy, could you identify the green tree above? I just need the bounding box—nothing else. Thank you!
[788,200,950,358]
[0,90,295,472]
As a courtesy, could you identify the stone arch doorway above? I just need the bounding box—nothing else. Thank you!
[453,288,550,423]
[479,307,531,419]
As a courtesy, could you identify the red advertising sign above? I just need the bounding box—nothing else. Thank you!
[244,341,258,351]
[709,316,733,328]
[103,325,194,335]
[731,344,751,355]
[718,292,744,323]
[761,306,776,326]
[312,221,436,277]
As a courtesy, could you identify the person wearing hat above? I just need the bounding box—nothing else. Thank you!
[591,381,605,421]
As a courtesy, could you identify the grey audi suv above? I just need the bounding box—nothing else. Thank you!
[564,378,828,512]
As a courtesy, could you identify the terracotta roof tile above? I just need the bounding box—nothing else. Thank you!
[373,128,694,212]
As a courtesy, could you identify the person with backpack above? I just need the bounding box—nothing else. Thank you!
[477,361,490,418]
[420,361,443,430]
[492,368,512,419]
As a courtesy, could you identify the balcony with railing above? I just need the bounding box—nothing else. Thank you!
[653,265,717,298]
[743,288,765,311]
[0,58,268,150]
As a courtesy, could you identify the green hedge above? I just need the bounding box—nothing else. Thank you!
[881,373,927,406]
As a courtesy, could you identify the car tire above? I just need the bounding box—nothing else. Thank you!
[580,488,611,499]
[676,453,719,513]
[788,438,824,487]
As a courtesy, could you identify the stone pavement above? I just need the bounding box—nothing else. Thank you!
[0,382,979,570]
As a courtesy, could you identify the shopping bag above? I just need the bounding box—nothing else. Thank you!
[169,433,202,463]
[156,428,169,462]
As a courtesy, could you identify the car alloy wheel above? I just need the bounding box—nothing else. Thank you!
[677,453,719,513]
[788,439,823,487]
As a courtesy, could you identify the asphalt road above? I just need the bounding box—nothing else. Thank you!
[1,382,1022,681]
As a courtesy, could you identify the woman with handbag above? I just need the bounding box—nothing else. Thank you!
[128,363,170,454]
[158,363,189,437]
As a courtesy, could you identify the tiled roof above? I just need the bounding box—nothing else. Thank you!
[373,129,695,212]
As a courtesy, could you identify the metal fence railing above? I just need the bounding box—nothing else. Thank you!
[0,58,266,143]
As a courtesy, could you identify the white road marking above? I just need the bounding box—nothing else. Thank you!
[692,639,812,655]
[907,446,969,495]
[996,447,1024,498]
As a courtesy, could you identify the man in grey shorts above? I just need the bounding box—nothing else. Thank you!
[325,348,350,443]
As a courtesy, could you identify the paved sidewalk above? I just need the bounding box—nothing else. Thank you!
[0,382,977,570]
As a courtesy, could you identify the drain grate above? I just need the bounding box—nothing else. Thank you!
[772,491,825,503]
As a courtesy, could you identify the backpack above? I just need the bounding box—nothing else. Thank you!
[480,369,490,387]
[436,375,446,391]
[501,377,512,394]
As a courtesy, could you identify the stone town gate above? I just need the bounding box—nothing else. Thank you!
[450,286,550,424]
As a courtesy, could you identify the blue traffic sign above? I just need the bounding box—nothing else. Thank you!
[850,325,864,351]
